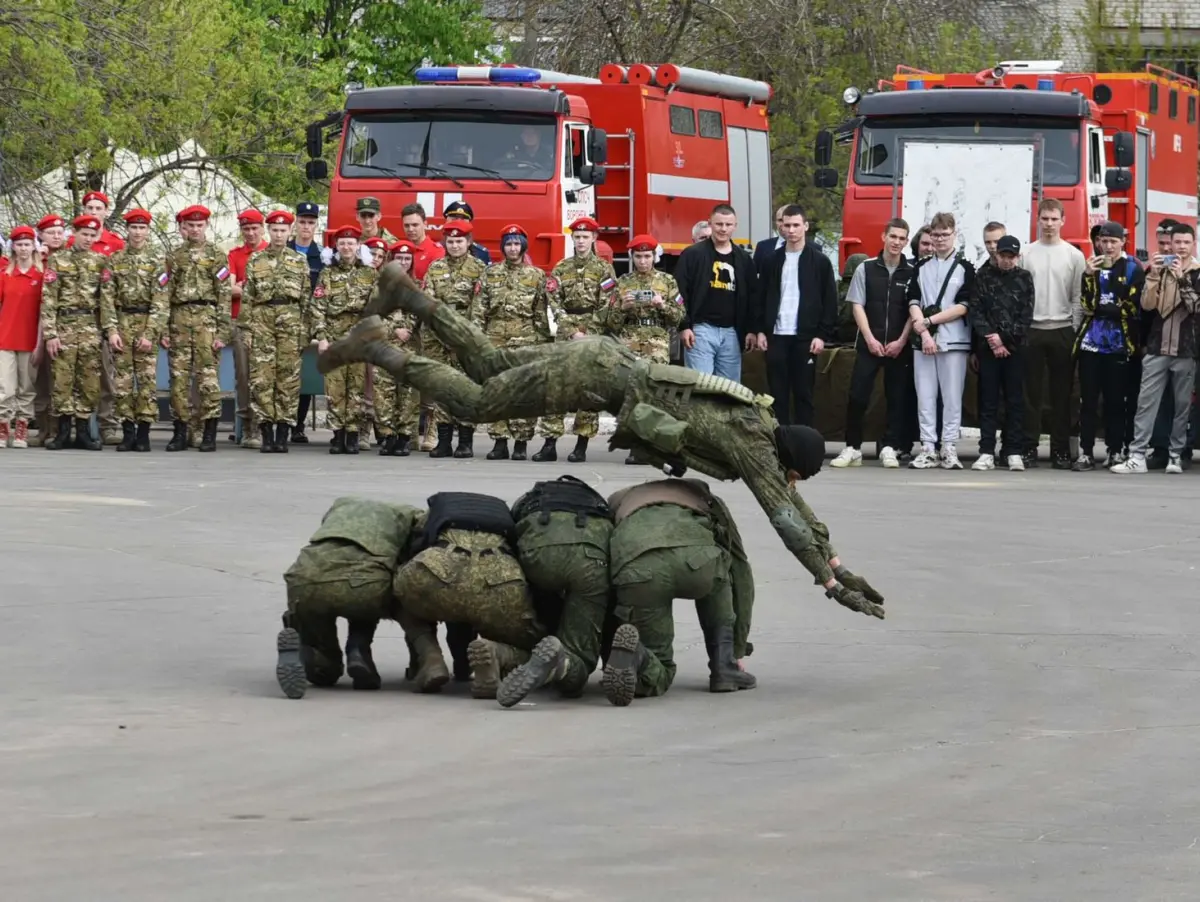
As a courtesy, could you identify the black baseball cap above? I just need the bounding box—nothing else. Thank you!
[295,201,319,218]
[1097,221,1126,239]
[995,235,1021,256]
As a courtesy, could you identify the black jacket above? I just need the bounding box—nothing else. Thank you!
[675,238,761,340]
[753,235,781,276]
[972,261,1035,351]
[760,243,838,341]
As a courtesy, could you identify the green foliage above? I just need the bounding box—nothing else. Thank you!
[1078,0,1200,71]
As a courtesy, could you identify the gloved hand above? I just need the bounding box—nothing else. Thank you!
[834,564,885,605]
[826,581,885,619]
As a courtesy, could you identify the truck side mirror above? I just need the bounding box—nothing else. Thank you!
[814,167,839,189]
[588,128,608,165]
[1105,167,1132,192]
[305,159,329,182]
[580,164,607,186]
[306,123,324,160]
[1112,131,1135,168]
[815,130,834,167]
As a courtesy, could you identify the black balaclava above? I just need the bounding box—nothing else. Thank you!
[774,425,826,479]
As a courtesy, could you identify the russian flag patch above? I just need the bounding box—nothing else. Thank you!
[158,272,170,286]
[215,266,230,281]
[313,286,326,299]
[674,293,683,305]
[600,277,616,292]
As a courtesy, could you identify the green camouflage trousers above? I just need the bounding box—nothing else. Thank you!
[247,304,303,424]
[373,363,420,438]
[517,512,612,689]
[610,511,733,698]
[537,409,598,439]
[324,361,366,432]
[421,331,474,430]
[283,539,396,683]
[112,315,160,423]
[392,528,544,650]
[168,306,221,422]
[51,317,103,418]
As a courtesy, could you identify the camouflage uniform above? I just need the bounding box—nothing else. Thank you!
[419,254,486,428]
[603,479,756,704]
[313,258,377,433]
[477,257,551,442]
[241,246,309,424]
[373,311,421,443]
[165,241,233,422]
[40,246,115,418]
[537,252,616,441]
[105,245,169,426]
[600,270,684,364]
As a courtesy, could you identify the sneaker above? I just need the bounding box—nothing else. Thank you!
[11,420,28,449]
[1111,454,1148,474]
[831,447,862,468]
[1166,452,1183,474]
[940,444,963,470]
[1051,453,1072,470]
[1103,450,1125,468]
[898,449,915,464]
[971,453,995,471]
[1022,449,1039,469]
[0,421,8,448]
[909,448,939,469]
[1071,453,1094,472]
[242,434,262,450]
[1006,454,1025,471]
[879,446,900,469]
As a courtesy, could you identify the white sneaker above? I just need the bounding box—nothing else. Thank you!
[831,447,862,468]
[1111,454,1148,474]
[1166,453,1183,474]
[879,446,899,468]
[909,448,939,469]
[1006,454,1025,471]
[971,453,995,471]
[940,444,963,469]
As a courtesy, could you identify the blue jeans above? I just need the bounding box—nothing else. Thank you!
[685,323,742,383]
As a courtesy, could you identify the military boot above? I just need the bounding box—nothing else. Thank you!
[45,414,73,451]
[531,437,557,462]
[242,419,262,450]
[486,438,509,460]
[116,420,137,452]
[511,440,528,461]
[276,618,307,699]
[75,418,102,450]
[164,419,188,452]
[258,423,274,454]
[567,436,589,463]
[468,638,531,700]
[345,621,382,691]
[409,633,451,693]
[197,418,218,452]
[378,435,395,456]
[496,636,580,708]
[134,421,152,452]
[314,317,391,374]
[344,430,360,454]
[274,422,289,453]
[394,434,411,456]
[329,429,346,454]
[603,624,649,707]
[29,409,51,447]
[418,418,436,452]
[708,624,757,693]
[453,425,474,458]
[429,423,454,458]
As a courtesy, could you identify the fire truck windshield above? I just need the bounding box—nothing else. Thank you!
[340,112,558,182]
[854,116,1082,187]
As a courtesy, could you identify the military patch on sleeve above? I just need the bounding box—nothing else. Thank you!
[313,286,326,299]
[44,271,58,283]
[545,277,558,292]
[674,293,684,305]
[215,266,230,281]
[600,277,617,292]
[474,281,482,294]
[100,269,112,283]
[158,272,170,286]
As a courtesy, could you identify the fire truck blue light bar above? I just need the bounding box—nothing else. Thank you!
[415,67,544,83]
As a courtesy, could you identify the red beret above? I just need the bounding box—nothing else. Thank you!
[37,215,65,231]
[180,206,212,223]
[390,241,417,256]
[443,221,473,238]
[123,208,153,225]
[73,215,102,232]
[265,210,295,226]
[82,191,110,207]
[362,236,388,250]
[568,217,600,233]
[628,233,658,253]
[500,224,527,239]
[237,209,265,225]
[331,224,362,241]
[9,226,36,242]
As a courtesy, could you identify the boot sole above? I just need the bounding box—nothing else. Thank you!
[603,625,640,707]
[467,638,498,699]
[710,674,758,693]
[276,628,307,699]
[497,636,562,708]
[346,653,382,691]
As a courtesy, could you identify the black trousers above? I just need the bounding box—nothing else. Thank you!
[1023,326,1075,458]
[978,346,1025,457]
[1078,350,1126,457]
[844,347,912,450]
[767,334,816,426]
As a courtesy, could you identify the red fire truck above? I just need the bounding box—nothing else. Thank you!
[302,63,774,271]
[814,60,1200,267]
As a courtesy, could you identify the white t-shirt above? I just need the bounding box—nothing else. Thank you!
[1019,240,1085,329]
[773,250,802,335]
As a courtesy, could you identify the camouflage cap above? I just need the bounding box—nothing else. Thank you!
[842,253,869,279]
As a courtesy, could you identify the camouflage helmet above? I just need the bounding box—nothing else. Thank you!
[842,253,869,279]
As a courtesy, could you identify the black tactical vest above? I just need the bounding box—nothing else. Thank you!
[423,492,517,547]
[511,475,613,528]
[858,254,914,347]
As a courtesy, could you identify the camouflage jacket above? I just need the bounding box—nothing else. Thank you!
[599,270,684,335]
[547,253,616,337]
[477,260,551,345]
[242,246,310,313]
[308,497,422,565]
[312,258,377,341]
[104,244,169,342]
[40,245,116,340]
[422,254,487,318]
[166,240,233,341]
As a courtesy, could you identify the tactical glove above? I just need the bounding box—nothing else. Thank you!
[833,565,885,605]
[825,581,885,619]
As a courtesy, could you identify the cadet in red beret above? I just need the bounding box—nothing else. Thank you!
[77,191,125,258]
[362,236,389,269]
[265,210,295,226]
[225,210,269,445]
[122,209,153,226]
